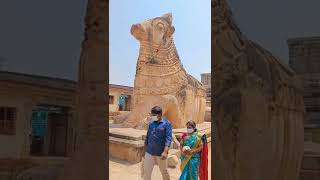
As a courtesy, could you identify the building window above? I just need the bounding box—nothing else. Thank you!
[0,107,17,135]
[109,95,114,104]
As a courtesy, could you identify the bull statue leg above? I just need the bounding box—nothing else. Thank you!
[121,95,184,129]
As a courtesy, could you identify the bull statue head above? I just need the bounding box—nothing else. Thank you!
[131,13,175,48]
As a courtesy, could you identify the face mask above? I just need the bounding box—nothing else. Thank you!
[151,116,158,121]
[187,128,194,134]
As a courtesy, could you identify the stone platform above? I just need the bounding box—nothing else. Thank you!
[109,122,211,163]
[109,128,146,163]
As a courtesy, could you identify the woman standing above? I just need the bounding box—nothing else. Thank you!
[179,120,208,180]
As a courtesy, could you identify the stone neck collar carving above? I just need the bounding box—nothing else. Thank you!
[138,39,178,66]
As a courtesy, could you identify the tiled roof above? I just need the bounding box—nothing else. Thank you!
[109,84,133,90]
[0,71,77,91]
[0,71,133,91]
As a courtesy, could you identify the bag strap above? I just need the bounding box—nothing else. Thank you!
[181,133,187,142]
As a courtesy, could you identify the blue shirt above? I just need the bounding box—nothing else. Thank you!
[145,118,172,156]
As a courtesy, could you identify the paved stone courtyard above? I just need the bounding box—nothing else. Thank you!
[109,145,211,180]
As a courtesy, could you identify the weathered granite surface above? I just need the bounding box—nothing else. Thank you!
[205,107,211,122]
[3,1,107,180]
[119,13,207,129]
[109,136,145,163]
[213,0,305,180]
[57,0,108,180]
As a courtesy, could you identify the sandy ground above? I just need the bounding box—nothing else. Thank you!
[109,145,211,180]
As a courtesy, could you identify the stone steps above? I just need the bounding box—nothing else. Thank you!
[109,136,144,148]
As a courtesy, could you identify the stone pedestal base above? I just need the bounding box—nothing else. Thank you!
[109,128,146,163]
[109,137,144,163]
[109,122,211,164]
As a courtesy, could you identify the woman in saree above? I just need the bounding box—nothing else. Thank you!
[179,120,208,180]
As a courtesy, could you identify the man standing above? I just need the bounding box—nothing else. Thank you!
[143,106,172,180]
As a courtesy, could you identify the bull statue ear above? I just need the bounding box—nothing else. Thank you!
[162,13,173,24]
[167,26,175,37]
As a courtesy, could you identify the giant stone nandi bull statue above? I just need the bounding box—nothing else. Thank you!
[116,13,206,129]
[213,0,305,180]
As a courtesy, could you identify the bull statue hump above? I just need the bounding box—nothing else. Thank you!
[118,13,206,129]
[213,0,305,180]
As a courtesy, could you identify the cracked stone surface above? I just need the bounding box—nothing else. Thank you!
[213,0,305,180]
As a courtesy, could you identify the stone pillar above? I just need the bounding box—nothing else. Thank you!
[21,100,36,158]
[114,93,119,111]
[66,107,75,157]
[58,0,107,180]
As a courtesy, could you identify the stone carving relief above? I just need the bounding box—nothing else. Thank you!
[116,13,207,128]
[213,0,305,180]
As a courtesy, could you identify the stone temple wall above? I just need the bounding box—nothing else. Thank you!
[201,73,212,107]
[213,0,305,180]
[288,37,320,126]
